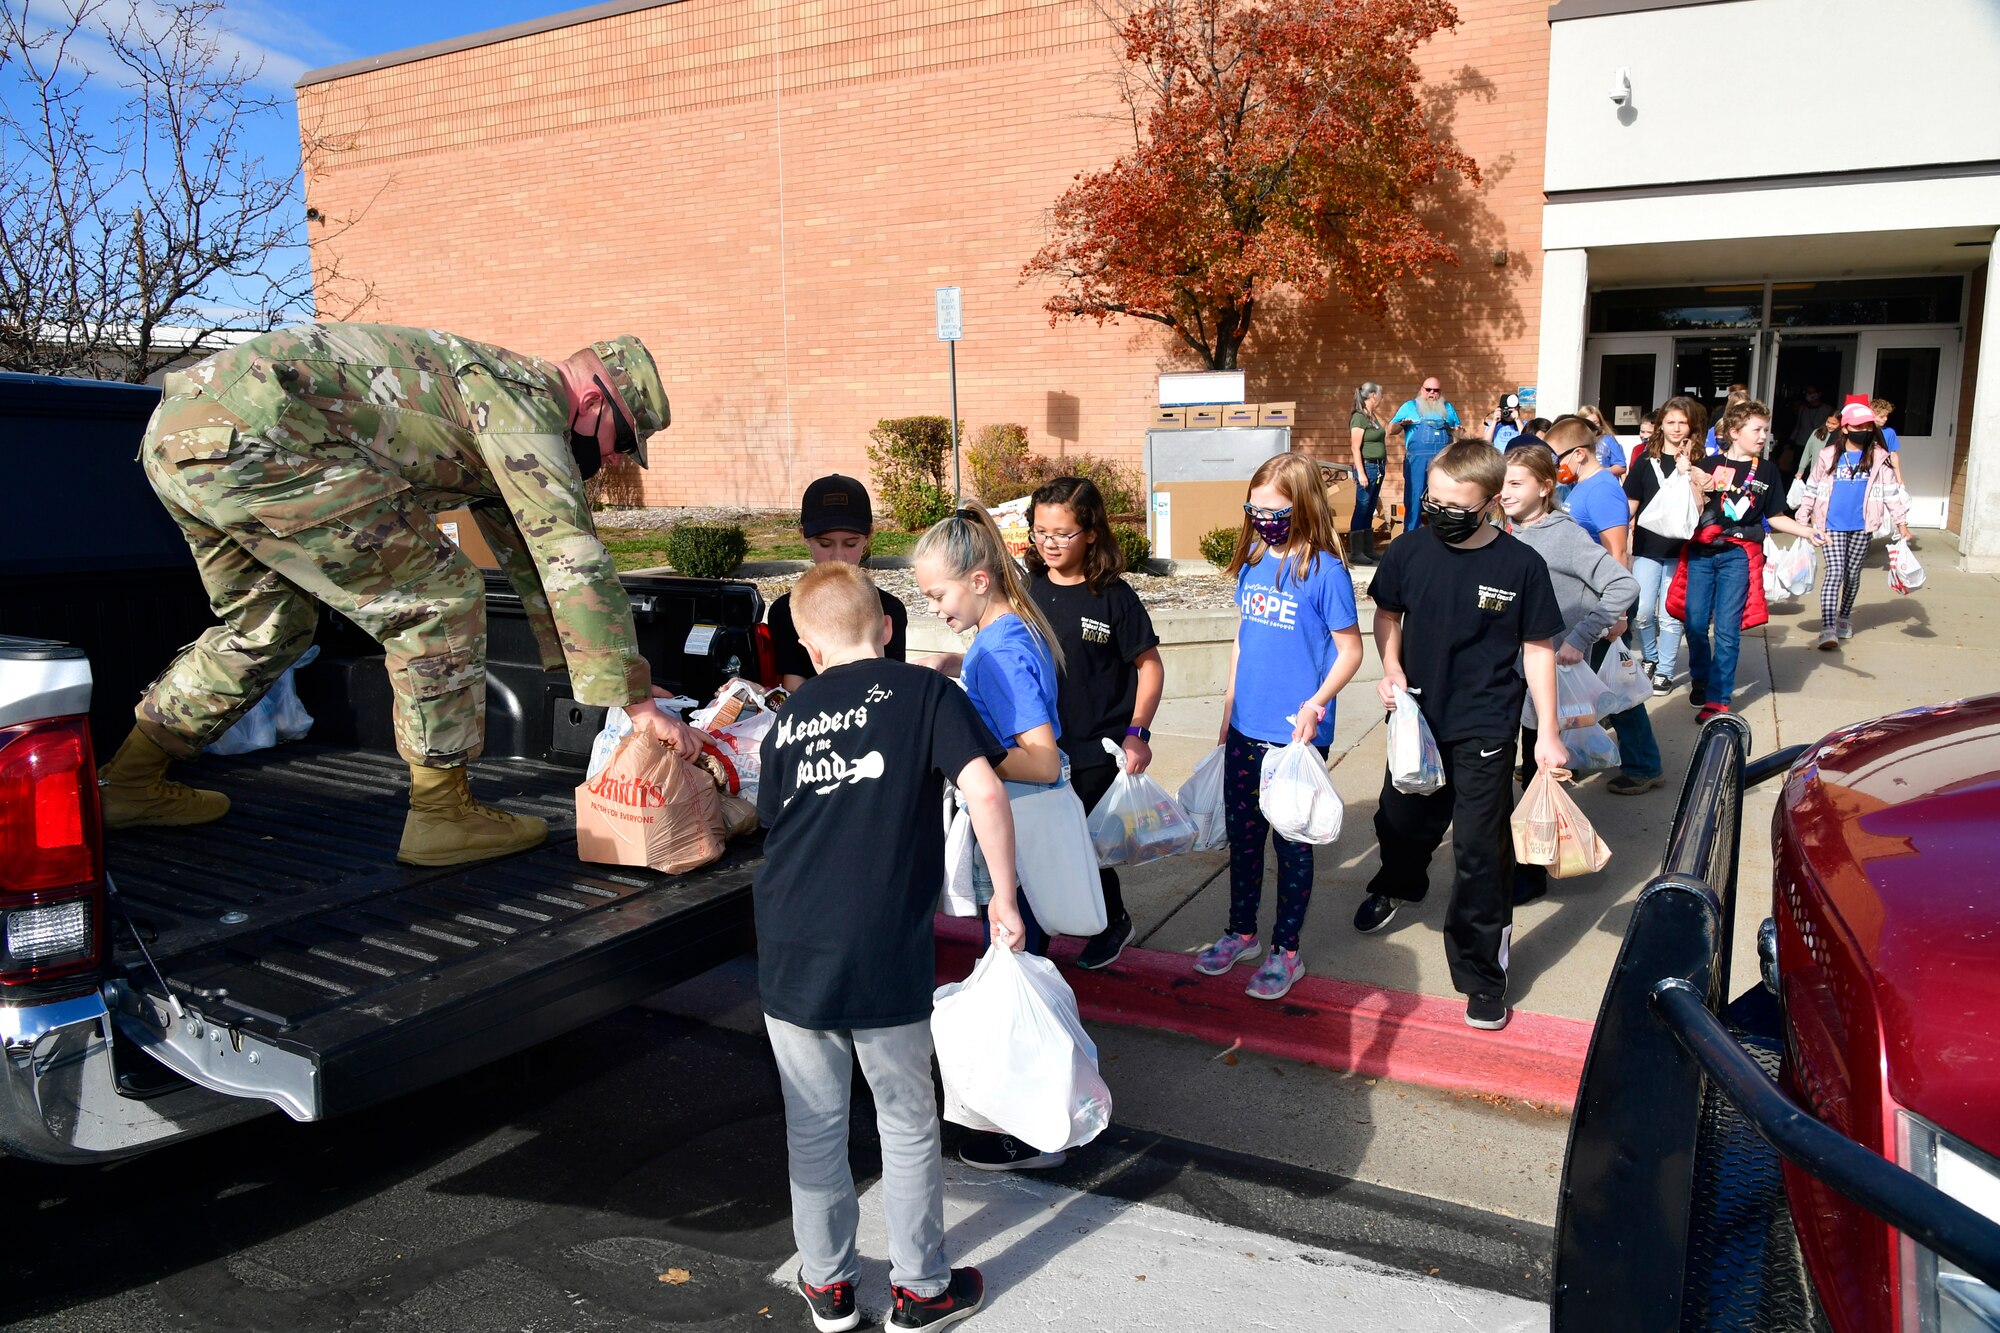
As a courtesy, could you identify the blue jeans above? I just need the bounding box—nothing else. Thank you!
[1632,554,1684,675]
[1351,460,1384,534]
[1683,545,1750,707]
[1403,451,1439,531]
[1590,638,1662,780]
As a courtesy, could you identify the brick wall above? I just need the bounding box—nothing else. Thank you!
[298,0,1550,509]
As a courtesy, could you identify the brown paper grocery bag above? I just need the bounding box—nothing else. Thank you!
[575,731,726,874]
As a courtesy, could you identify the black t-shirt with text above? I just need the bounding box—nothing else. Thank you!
[1622,454,1687,562]
[1690,454,1792,551]
[754,659,1001,1030]
[767,586,909,681]
[1029,572,1161,772]
[1366,527,1566,744]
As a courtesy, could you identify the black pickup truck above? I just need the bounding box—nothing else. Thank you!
[0,371,767,1163]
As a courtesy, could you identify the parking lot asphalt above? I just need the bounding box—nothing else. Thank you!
[3,964,1552,1331]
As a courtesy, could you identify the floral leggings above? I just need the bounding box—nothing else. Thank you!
[1222,727,1326,954]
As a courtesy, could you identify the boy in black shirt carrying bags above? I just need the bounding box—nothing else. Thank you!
[756,562,1023,1331]
[1353,443,1567,1033]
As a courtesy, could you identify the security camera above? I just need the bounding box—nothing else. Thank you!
[1609,67,1632,106]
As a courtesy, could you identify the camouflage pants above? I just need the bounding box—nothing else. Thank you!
[136,395,488,768]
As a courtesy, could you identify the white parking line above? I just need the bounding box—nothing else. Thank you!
[771,1164,1545,1330]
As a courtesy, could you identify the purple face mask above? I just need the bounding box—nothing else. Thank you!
[1246,504,1293,547]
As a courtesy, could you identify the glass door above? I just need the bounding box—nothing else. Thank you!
[1855,330,1959,528]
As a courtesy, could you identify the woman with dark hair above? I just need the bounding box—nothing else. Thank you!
[1025,477,1165,973]
[1347,383,1388,565]
[1793,402,1913,650]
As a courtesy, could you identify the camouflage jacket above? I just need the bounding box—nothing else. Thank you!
[173,323,649,707]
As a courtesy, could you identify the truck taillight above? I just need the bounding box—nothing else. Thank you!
[0,716,106,984]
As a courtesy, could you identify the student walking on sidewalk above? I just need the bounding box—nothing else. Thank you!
[1025,477,1165,971]
[1795,401,1913,650]
[1623,396,1704,694]
[1354,442,1566,1032]
[1196,454,1364,1003]
[1671,400,1824,723]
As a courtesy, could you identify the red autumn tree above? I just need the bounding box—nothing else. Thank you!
[1024,0,1478,370]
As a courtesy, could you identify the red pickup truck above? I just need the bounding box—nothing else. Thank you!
[1553,704,2000,1331]
[0,370,770,1163]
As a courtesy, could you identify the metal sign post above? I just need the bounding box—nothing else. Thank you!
[936,286,963,500]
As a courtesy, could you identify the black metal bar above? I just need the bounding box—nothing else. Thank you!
[1744,743,1808,790]
[1653,978,2000,1292]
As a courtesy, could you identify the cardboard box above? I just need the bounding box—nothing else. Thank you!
[1222,404,1259,427]
[1150,407,1188,430]
[434,507,499,568]
[1152,479,1352,559]
[1186,406,1224,428]
[1258,401,1297,428]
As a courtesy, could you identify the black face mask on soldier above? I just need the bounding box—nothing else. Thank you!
[1422,496,1489,543]
[567,379,638,481]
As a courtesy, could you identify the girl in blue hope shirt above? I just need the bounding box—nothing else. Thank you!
[1197,453,1365,1002]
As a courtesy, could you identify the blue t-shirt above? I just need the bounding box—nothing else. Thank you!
[1565,469,1630,547]
[1391,400,1460,454]
[1882,425,1900,453]
[1595,435,1624,469]
[1491,421,1520,451]
[1826,449,1869,532]
[962,613,1060,748]
[1230,549,1359,746]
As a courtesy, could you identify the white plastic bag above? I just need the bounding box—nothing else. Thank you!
[1388,687,1445,795]
[706,711,773,801]
[207,645,319,755]
[1562,723,1620,775]
[1257,740,1342,845]
[1887,537,1926,593]
[1766,538,1816,600]
[1009,782,1107,937]
[932,942,1113,1153]
[1176,744,1228,852]
[939,790,978,917]
[1595,642,1651,715]
[1086,738,1198,867]
[1636,463,1700,541]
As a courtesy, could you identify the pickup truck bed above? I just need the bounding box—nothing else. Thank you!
[106,746,760,1119]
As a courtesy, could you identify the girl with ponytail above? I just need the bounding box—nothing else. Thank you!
[915,503,1082,1171]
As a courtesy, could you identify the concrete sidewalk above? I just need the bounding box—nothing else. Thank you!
[1105,531,1995,1022]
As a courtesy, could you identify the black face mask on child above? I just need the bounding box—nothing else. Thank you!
[1421,497,1489,543]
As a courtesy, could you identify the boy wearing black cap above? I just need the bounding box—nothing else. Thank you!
[766,475,911,690]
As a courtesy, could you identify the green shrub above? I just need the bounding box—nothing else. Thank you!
[868,416,962,529]
[967,423,1033,505]
[662,524,748,579]
[1112,524,1153,573]
[1066,455,1145,519]
[1199,525,1240,570]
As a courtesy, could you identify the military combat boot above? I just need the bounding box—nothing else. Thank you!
[397,765,548,867]
[98,727,231,829]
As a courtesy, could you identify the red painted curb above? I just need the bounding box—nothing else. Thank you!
[934,916,1592,1112]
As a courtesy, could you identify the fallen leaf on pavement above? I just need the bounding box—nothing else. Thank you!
[660,1269,691,1285]
[1210,1038,1243,1064]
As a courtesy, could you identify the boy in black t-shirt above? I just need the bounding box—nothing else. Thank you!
[755,561,1021,1330]
[1355,443,1567,1033]
[765,474,911,690]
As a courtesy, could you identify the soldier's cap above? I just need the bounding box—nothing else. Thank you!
[588,336,670,467]
[801,474,874,537]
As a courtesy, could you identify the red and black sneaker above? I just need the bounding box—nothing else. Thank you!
[1696,702,1732,725]
[889,1266,985,1329]
[796,1271,860,1332]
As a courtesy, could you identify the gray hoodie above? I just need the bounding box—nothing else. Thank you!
[1509,510,1637,654]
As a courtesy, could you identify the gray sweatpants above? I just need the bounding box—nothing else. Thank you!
[764,1015,949,1298]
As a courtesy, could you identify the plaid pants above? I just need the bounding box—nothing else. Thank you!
[1820,530,1870,626]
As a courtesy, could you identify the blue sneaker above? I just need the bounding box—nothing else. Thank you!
[1194,932,1263,976]
[1246,948,1304,1001]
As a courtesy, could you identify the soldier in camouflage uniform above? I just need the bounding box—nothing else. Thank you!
[97,323,699,866]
